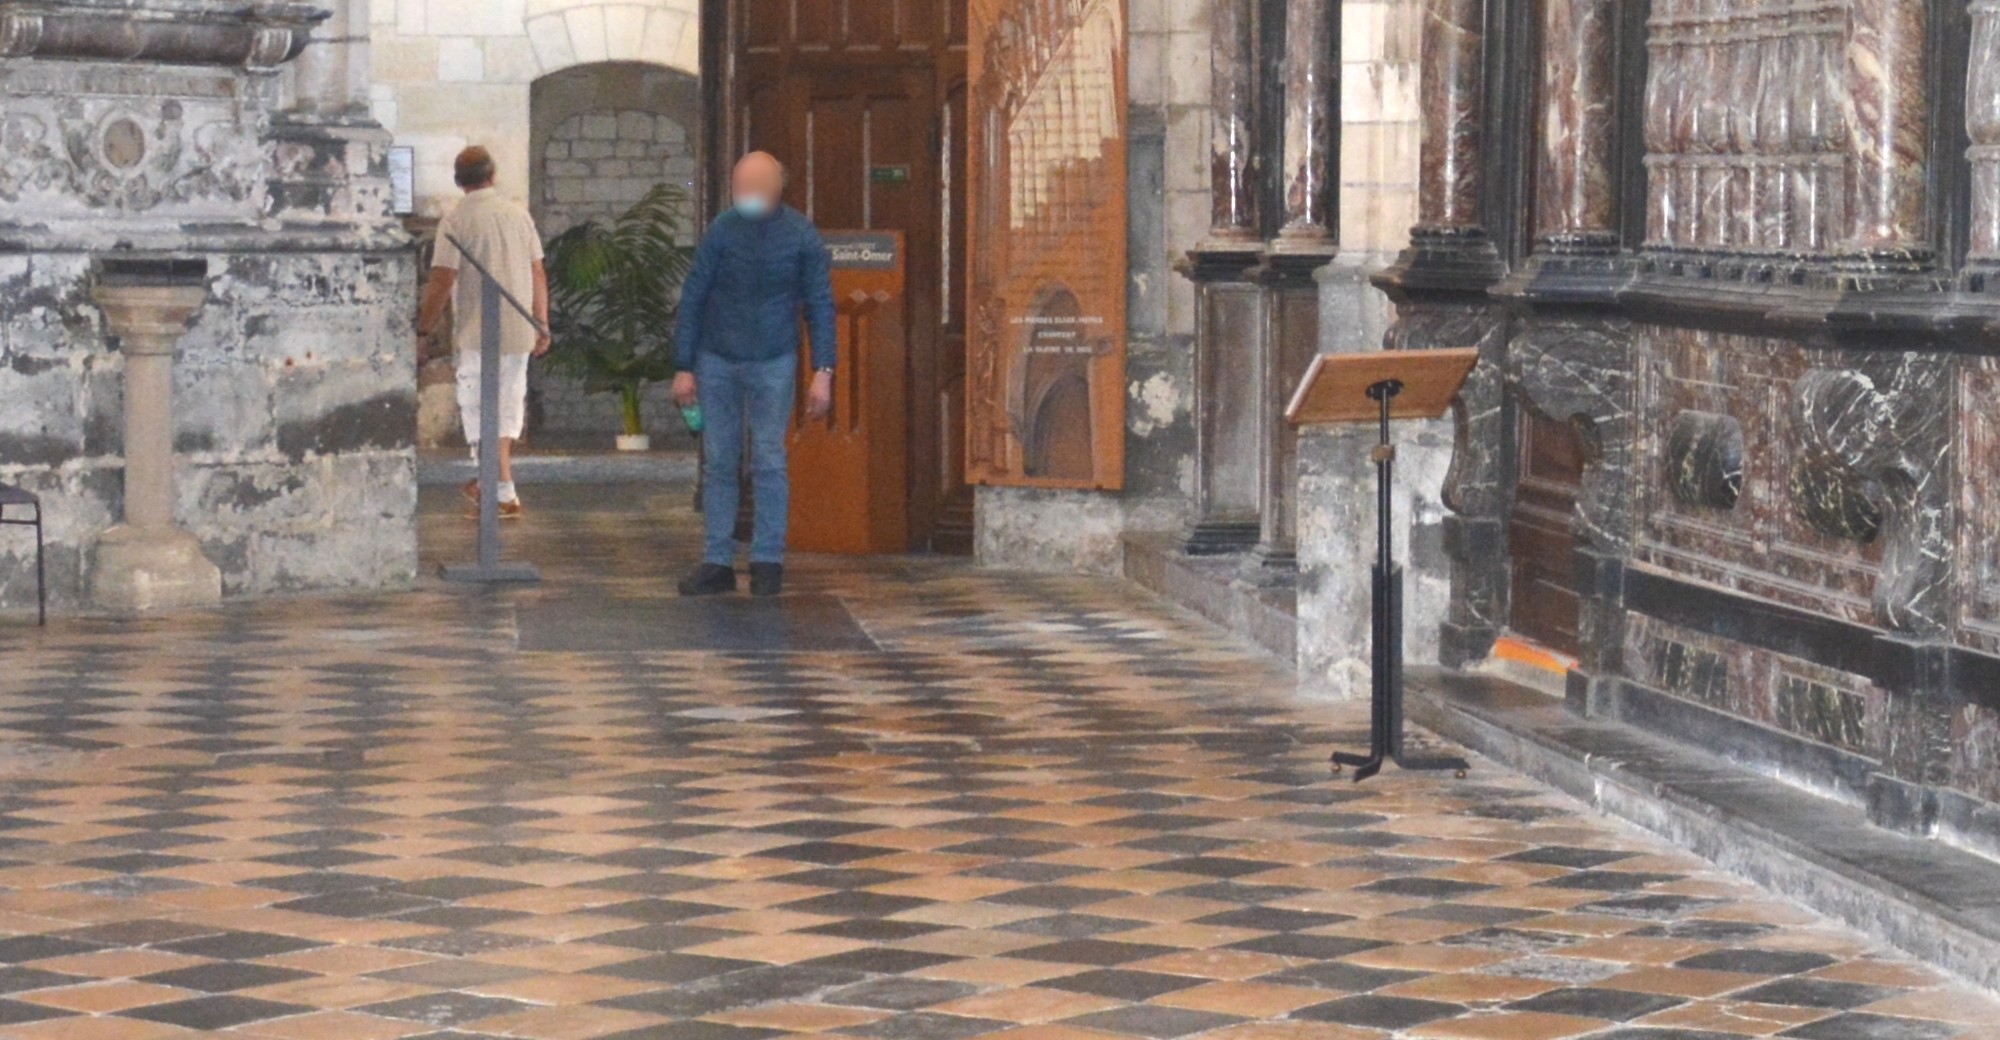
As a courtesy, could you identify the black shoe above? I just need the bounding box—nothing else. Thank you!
[677,563,737,596]
[749,562,783,598]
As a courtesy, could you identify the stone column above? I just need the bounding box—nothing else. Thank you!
[1241,0,1340,581]
[287,0,371,121]
[1419,0,1486,232]
[90,266,220,613]
[1208,0,1261,247]
[1270,0,1339,253]
[1182,0,1266,554]
[1967,0,2000,261]
[1534,0,1619,252]
[1841,0,1930,262]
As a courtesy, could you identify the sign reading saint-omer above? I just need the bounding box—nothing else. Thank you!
[965,0,1128,491]
[822,232,899,271]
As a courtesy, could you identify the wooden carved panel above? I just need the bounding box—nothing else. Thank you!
[966,0,1127,490]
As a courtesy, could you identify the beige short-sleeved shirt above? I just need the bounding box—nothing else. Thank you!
[433,188,545,357]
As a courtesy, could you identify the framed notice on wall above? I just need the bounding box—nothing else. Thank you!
[387,146,415,216]
[966,0,1128,491]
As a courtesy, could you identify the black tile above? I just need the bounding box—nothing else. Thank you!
[1061,1005,1244,1037]
[822,977,980,1010]
[1506,986,1687,1021]
[1674,949,1839,976]
[1733,979,1905,1010]
[1500,846,1641,869]
[1225,934,1390,960]
[1539,870,1686,892]
[1777,1014,1961,1040]
[588,953,764,984]
[1011,939,1178,966]
[1292,994,1465,1029]
[835,1011,1009,1040]
[791,948,961,975]
[598,1024,783,1040]
[1356,877,1497,899]
[140,961,317,993]
[0,999,69,1025]
[983,885,1119,910]
[777,891,934,918]
[156,931,327,960]
[0,936,103,963]
[1194,907,1353,932]
[125,995,314,1029]
[1040,969,1205,1000]
[1260,961,1426,993]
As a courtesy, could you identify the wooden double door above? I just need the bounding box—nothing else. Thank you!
[717,0,972,553]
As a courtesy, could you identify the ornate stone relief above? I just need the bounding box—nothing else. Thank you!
[1666,410,1745,510]
[1788,354,1953,635]
[0,94,264,217]
[1390,302,1511,663]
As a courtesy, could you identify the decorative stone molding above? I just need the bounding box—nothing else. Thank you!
[1390,301,1511,666]
[1667,410,1745,510]
[0,0,324,70]
[1508,320,1635,555]
[1789,355,1954,635]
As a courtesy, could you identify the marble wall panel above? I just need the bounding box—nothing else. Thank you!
[1633,328,1881,625]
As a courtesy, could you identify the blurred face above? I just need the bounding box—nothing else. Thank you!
[731,154,782,217]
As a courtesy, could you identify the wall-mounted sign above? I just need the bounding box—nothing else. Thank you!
[966,0,1128,491]
[869,165,911,184]
[824,232,899,270]
[387,145,415,216]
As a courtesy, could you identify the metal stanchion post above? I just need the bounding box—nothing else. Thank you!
[439,237,540,585]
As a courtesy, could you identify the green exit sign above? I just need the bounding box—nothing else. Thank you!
[870,165,911,184]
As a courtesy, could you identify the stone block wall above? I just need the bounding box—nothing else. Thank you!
[368,0,701,216]
[530,105,698,441]
[0,250,419,614]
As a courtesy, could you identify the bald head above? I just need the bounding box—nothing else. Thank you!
[730,151,785,218]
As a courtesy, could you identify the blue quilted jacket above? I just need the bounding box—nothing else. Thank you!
[673,205,837,372]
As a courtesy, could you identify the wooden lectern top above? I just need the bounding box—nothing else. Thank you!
[1285,348,1481,425]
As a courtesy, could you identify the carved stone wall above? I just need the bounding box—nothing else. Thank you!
[1385,0,2000,857]
[0,0,418,615]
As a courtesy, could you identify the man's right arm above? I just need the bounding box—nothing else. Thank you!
[417,267,456,339]
[674,222,725,371]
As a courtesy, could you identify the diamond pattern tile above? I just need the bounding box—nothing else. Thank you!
[0,485,1986,1039]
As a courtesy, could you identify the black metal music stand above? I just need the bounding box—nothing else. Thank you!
[1285,348,1481,782]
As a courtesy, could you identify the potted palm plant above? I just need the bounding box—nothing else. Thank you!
[542,183,697,450]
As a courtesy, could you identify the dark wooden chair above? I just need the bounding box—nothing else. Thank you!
[0,483,45,626]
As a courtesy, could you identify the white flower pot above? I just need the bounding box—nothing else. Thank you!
[615,434,651,452]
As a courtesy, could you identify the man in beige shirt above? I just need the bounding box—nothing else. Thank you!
[417,146,551,518]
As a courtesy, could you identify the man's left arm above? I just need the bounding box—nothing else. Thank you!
[531,260,551,355]
[800,224,837,372]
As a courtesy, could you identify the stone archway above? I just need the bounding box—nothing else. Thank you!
[526,62,701,441]
[523,1,701,80]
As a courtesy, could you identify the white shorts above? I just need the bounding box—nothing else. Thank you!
[456,351,530,444]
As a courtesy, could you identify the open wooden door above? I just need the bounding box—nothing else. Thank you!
[724,0,971,552]
[788,233,909,554]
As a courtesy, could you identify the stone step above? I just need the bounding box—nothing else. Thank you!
[1410,667,2000,997]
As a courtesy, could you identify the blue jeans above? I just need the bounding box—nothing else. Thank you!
[697,353,796,566]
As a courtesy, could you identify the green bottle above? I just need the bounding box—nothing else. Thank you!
[681,403,704,434]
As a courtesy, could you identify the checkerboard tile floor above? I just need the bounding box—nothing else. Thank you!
[0,485,1990,1040]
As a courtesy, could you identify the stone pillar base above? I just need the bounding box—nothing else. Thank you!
[91,526,222,613]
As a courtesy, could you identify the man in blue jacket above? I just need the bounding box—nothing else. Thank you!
[673,152,836,597]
